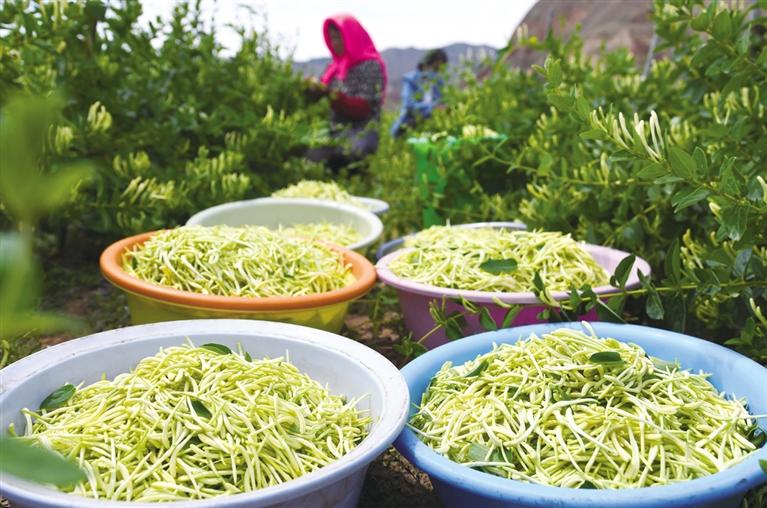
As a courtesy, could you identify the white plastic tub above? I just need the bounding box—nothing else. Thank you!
[186,198,384,252]
[0,320,410,508]
[355,197,389,216]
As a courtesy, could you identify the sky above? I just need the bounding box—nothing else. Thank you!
[139,0,538,61]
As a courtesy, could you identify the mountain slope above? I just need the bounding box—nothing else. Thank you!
[506,0,655,68]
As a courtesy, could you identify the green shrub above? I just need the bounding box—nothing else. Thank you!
[0,0,327,238]
[386,0,767,363]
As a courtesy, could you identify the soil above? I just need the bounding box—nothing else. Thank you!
[4,260,442,508]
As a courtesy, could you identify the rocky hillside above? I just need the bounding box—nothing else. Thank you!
[507,0,655,68]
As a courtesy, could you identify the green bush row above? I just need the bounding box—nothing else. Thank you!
[0,0,327,240]
[361,0,767,363]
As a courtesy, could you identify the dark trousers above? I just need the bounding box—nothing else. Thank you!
[306,126,379,172]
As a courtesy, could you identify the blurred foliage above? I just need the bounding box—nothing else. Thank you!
[0,0,328,239]
[0,94,91,227]
[0,97,105,489]
[0,435,86,488]
[0,95,85,366]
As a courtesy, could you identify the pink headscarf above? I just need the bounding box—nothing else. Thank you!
[320,14,387,92]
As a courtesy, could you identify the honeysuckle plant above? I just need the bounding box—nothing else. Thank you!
[0,0,328,237]
[396,0,767,368]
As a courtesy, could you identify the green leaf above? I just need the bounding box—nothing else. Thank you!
[692,147,708,175]
[0,233,82,339]
[547,59,562,87]
[721,74,745,98]
[547,93,575,111]
[636,163,666,179]
[690,12,709,31]
[410,341,428,358]
[711,10,733,40]
[394,335,428,359]
[35,164,93,216]
[0,436,86,487]
[479,258,518,274]
[719,158,740,195]
[0,233,38,317]
[83,0,107,23]
[746,426,766,448]
[537,152,553,174]
[200,343,232,355]
[244,351,252,362]
[464,360,489,377]
[589,351,625,366]
[2,312,81,342]
[691,42,718,68]
[646,289,664,320]
[652,358,679,372]
[445,320,464,341]
[654,174,684,184]
[191,400,212,418]
[444,311,467,341]
[554,386,572,401]
[446,310,467,328]
[595,298,626,324]
[760,459,767,475]
[579,480,597,489]
[667,146,696,179]
[704,0,718,20]
[0,96,92,224]
[664,239,682,283]
[574,96,591,120]
[478,307,497,331]
[759,46,767,66]
[663,293,688,332]
[609,254,635,289]
[40,384,76,411]
[501,306,522,329]
[579,129,605,140]
[467,443,490,462]
[429,302,447,323]
[671,186,710,212]
[457,296,478,314]
[700,124,729,139]
[717,205,749,242]
[422,207,442,228]
[395,334,428,359]
[733,249,752,278]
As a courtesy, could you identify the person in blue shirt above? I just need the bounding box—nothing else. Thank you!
[390,49,448,138]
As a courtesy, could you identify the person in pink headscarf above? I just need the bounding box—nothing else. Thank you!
[306,14,387,172]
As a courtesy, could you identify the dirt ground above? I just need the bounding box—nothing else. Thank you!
[11,260,442,508]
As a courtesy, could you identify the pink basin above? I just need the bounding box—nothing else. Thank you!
[376,244,651,349]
